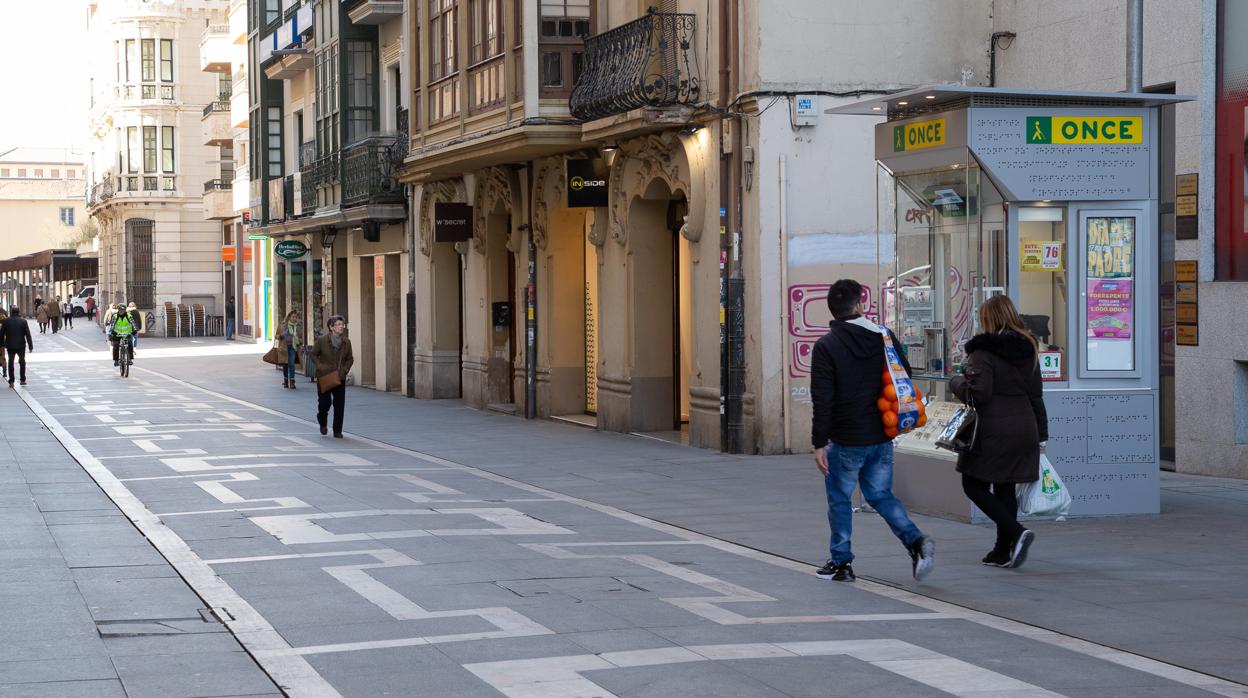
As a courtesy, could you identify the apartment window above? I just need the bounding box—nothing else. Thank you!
[127,127,138,173]
[125,39,136,81]
[16,169,25,177]
[540,0,590,37]
[345,40,377,144]
[471,0,503,63]
[141,39,155,82]
[162,126,175,172]
[160,39,173,82]
[68,169,76,179]
[115,41,121,82]
[33,169,43,178]
[0,169,8,178]
[50,169,59,178]
[266,106,282,178]
[143,126,158,172]
[316,43,340,157]
[59,207,74,226]
[430,0,458,80]
[539,0,590,97]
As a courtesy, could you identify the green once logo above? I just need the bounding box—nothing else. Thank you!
[893,125,905,152]
[1027,116,1052,144]
[274,240,309,259]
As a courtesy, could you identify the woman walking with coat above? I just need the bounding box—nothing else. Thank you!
[278,310,301,389]
[950,295,1048,570]
[311,315,353,437]
[34,302,49,334]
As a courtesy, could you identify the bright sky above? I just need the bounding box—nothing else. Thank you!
[0,1,88,154]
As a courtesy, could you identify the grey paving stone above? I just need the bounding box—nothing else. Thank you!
[305,646,498,698]
[75,576,210,622]
[0,679,127,698]
[111,651,278,698]
[0,656,117,685]
[592,662,795,698]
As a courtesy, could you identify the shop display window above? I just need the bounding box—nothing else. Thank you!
[1018,207,1068,381]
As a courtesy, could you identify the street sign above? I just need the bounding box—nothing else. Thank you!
[274,240,309,259]
[247,234,267,241]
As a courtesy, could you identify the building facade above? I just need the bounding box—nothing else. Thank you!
[0,150,87,258]
[248,0,410,389]
[86,0,231,332]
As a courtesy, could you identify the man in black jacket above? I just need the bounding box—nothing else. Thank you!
[811,279,933,583]
[0,306,33,387]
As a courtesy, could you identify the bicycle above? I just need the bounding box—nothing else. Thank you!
[117,333,133,378]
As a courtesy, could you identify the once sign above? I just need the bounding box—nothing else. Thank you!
[274,240,309,259]
[434,202,473,242]
[1026,116,1143,144]
[892,118,946,153]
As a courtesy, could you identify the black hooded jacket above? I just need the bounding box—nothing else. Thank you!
[811,316,911,448]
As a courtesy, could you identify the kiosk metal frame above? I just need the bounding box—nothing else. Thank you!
[829,86,1190,520]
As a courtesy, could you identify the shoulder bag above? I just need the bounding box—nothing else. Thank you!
[935,394,978,454]
[317,343,345,393]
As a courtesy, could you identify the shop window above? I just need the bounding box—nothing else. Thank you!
[1216,0,1248,279]
[1236,361,1248,444]
[1018,207,1068,381]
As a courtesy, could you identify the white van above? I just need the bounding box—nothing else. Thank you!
[70,285,97,317]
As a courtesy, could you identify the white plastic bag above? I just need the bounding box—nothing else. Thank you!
[1017,454,1071,517]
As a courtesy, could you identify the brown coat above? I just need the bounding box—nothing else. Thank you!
[950,331,1048,484]
[311,332,353,382]
[34,305,49,324]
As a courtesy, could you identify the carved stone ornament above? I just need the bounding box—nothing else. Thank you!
[530,157,566,251]
[471,167,514,254]
[418,179,467,256]
[608,132,697,248]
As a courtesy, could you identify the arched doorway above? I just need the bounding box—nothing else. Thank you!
[627,181,691,435]
[483,200,515,406]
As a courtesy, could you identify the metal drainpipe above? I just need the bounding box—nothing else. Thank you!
[1127,0,1143,92]
[406,184,417,398]
[523,163,537,419]
[726,0,745,454]
[718,0,732,451]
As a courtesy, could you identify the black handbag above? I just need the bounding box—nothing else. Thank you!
[935,396,978,454]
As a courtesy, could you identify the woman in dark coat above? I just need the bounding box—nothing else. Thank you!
[311,315,354,438]
[951,295,1048,570]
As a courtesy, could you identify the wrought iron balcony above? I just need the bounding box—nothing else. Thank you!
[88,177,116,208]
[341,135,405,208]
[203,178,232,193]
[569,10,700,122]
[202,100,230,118]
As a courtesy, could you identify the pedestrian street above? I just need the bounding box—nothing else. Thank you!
[5,346,1241,698]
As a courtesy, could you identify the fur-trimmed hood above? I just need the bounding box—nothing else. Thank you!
[965,331,1036,367]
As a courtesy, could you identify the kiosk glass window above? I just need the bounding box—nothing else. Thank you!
[1084,216,1136,371]
[1018,207,1068,380]
[888,161,1006,404]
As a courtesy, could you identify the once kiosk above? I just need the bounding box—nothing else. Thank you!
[829,86,1190,520]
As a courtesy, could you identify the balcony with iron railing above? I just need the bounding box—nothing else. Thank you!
[200,24,234,73]
[202,99,234,146]
[341,135,405,208]
[203,178,234,220]
[88,177,116,208]
[568,10,701,122]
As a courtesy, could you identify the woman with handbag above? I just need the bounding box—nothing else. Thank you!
[950,295,1048,570]
[279,311,301,389]
[311,315,353,437]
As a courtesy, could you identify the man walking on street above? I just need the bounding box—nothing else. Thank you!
[1,306,33,387]
[225,296,235,340]
[811,279,934,583]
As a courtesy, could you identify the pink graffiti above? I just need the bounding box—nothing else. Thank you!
[787,283,879,378]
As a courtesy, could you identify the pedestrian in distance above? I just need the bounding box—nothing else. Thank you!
[811,279,935,583]
[0,306,33,387]
[278,310,301,389]
[34,302,48,334]
[126,302,143,354]
[50,296,61,334]
[101,303,117,333]
[225,296,236,341]
[950,295,1049,570]
[85,295,95,319]
[62,298,74,329]
[312,315,353,438]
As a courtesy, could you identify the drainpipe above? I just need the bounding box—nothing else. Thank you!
[406,184,417,398]
[988,31,1015,88]
[725,0,746,454]
[522,163,537,419]
[718,0,732,451]
[1127,0,1143,92]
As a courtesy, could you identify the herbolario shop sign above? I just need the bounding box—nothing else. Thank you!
[274,240,309,259]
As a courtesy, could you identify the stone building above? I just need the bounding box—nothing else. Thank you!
[85,0,231,331]
[0,149,86,258]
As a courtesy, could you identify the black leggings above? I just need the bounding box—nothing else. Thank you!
[961,474,1023,547]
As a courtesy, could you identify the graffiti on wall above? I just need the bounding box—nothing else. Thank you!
[787,283,879,379]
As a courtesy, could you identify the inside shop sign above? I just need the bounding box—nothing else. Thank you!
[1021,241,1064,272]
[892,118,946,152]
[1026,116,1143,144]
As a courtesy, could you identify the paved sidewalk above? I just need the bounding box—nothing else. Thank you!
[121,345,1248,686]
[0,382,279,696]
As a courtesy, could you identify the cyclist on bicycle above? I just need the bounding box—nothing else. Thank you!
[108,303,141,366]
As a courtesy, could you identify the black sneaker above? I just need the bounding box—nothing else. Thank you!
[333,432,344,439]
[909,535,935,580]
[1009,529,1035,569]
[815,561,855,582]
[319,424,328,435]
[981,546,1011,567]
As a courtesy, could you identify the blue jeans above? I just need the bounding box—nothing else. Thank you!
[226,318,235,339]
[824,441,922,565]
[284,345,298,380]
